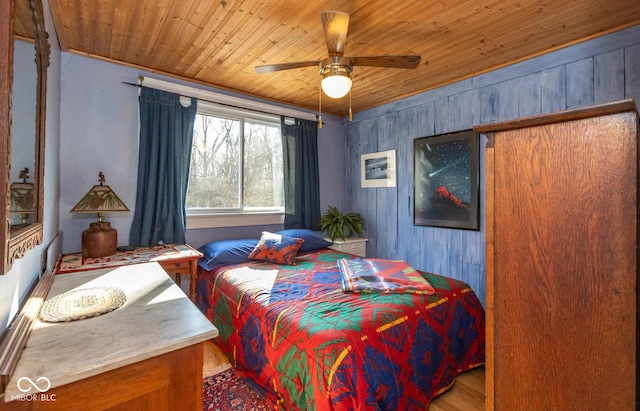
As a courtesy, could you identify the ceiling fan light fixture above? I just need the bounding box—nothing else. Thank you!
[320,65,352,99]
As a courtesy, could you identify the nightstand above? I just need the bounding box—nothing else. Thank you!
[327,237,368,257]
[54,244,203,302]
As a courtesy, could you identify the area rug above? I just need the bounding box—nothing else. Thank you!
[203,368,273,410]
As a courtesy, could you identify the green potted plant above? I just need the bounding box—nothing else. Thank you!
[317,206,365,241]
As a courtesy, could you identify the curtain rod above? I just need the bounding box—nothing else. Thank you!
[121,80,318,122]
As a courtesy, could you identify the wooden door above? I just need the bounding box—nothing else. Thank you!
[478,100,638,411]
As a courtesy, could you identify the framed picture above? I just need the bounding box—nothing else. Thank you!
[361,150,396,188]
[413,130,479,230]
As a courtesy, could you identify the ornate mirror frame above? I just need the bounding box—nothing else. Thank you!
[0,0,49,274]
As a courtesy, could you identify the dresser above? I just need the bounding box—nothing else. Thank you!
[1,263,218,410]
[476,99,638,410]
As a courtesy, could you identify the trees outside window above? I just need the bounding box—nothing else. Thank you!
[186,109,284,213]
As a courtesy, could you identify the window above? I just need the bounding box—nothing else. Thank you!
[186,103,284,215]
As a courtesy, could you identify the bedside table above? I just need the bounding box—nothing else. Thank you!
[54,244,202,302]
[327,237,368,257]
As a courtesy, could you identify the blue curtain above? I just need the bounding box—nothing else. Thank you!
[281,117,320,229]
[129,87,197,246]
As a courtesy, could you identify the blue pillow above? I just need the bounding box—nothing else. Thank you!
[275,229,332,252]
[197,239,259,271]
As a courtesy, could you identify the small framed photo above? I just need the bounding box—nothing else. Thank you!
[361,150,396,188]
[413,130,479,230]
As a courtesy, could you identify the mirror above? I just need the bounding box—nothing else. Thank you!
[11,29,37,230]
[0,0,49,273]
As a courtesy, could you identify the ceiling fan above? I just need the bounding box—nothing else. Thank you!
[255,11,421,99]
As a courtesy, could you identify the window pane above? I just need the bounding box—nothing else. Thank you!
[187,114,240,209]
[243,122,283,209]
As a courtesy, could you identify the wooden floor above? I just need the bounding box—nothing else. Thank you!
[428,367,485,411]
[203,340,232,378]
[203,341,485,410]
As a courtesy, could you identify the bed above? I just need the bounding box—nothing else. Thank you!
[195,230,485,410]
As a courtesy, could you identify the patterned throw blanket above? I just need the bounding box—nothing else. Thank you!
[337,257,436,294]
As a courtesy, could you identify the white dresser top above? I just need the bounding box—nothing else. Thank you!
[3,262,218,400]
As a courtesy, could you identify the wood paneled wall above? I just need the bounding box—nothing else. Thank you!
[343,24,640,307]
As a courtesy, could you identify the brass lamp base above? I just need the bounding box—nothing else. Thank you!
[82,221,117,258]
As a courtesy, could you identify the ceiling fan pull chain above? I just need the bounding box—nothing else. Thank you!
[349,86,353,122]
[318,81,323,129]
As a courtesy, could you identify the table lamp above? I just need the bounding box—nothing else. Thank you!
[70,172,130,258]
[9,167,35,225]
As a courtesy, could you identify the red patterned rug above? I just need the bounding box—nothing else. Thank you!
[203,368,273,410]
[55,244,202,274]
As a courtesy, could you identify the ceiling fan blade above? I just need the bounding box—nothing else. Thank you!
[350,55,421,69]
[321,11,350,56]
[255,60,321,74]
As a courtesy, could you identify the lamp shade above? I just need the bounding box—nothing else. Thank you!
[70,184,129,214]
[10,181,35,225]
[321,72,352,99]
[9,182,35,213]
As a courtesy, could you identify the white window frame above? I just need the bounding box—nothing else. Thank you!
[186,101,285,228]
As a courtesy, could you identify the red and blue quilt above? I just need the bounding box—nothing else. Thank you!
[196,248,485,410]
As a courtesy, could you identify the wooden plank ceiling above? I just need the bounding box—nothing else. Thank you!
[14,0,35,39]
[46,0,640,116]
